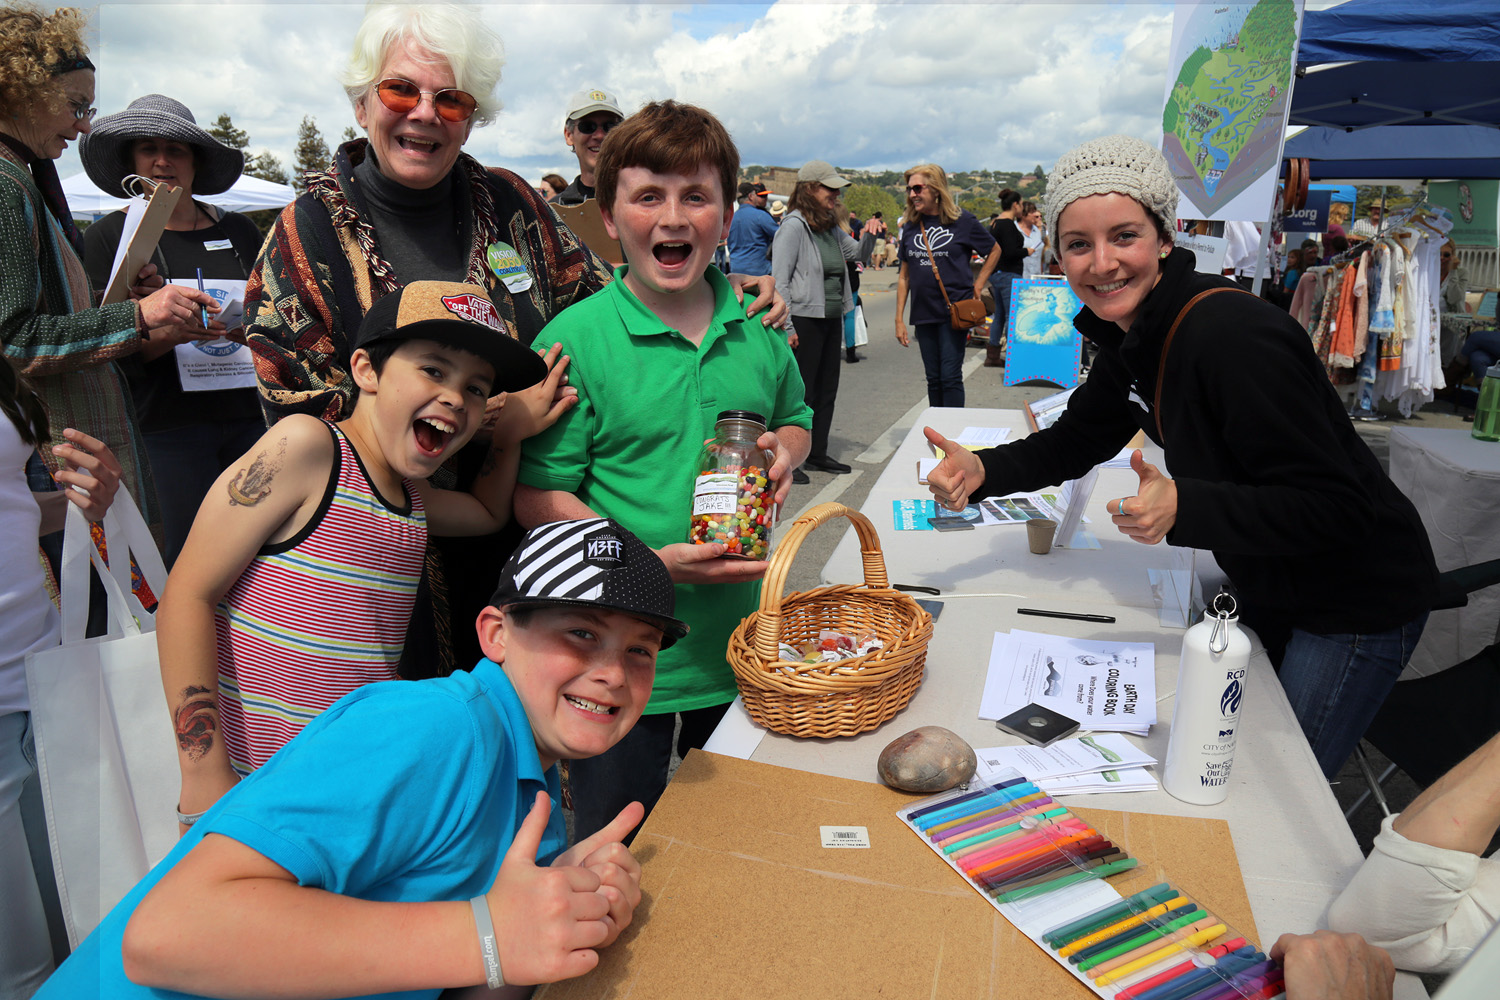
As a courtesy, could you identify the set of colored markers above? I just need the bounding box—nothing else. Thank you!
[1042,883,1285,999]
[899,773,1139,904]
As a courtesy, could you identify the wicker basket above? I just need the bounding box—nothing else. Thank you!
[727,502,932,738]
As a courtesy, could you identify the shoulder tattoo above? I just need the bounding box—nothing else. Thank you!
[227,437,289,506]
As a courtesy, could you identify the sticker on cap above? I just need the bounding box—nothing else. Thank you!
[440,293,504,331]
[583,527,625,567]
[486,242,534,293]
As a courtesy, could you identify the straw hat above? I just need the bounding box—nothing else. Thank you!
[80,94,244,197]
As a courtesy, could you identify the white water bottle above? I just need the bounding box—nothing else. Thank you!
[1163,593,1251,805]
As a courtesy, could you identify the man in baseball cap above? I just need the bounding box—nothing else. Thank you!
[557,87,625,206]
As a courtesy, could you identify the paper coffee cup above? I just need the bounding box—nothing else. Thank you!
[1027,518,1058,555]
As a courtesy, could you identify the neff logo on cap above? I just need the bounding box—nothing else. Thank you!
[584,529,624,567]
[441,293,503,331]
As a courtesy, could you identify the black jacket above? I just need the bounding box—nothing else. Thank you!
[978,247,1437,638]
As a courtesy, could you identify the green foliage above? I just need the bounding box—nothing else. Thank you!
[843,183,901,222]
[959,194,998,219]
[292,116,330,192]
[245,150,288,186]
[208,112,249,151]
[341,126,358,145]
[1163,99,1180,133]
[1175,46,1212,92]
[1031,164,1045,182]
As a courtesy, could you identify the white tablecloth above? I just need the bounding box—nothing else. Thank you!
[707,408,1428,999]
[1390,428,1500,677]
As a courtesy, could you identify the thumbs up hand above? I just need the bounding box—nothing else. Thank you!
[483,792,612,985]
[1107,450,1177,545]
[924,427,987,511]
[551,801,645,948]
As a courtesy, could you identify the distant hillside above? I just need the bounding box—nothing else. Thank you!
[743,165,1048,218]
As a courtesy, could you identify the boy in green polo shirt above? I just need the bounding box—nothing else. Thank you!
[515,100,812,841]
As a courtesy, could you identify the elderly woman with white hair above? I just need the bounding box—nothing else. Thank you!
[246,1,781,678]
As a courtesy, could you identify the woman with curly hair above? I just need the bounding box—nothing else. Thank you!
[0,3,218,541]
[771,160,860,482]
[894,163,1000,406]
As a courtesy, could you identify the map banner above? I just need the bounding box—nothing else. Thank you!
[1162,0,1305,222]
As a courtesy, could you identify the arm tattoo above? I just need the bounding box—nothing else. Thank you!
[227,437,288,506]
[174,685,219,761]
[477,443,499,478]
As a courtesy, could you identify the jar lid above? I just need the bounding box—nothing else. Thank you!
[1488,363,1500,379]
[716,409,767,425]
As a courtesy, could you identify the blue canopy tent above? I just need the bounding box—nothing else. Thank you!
[1286,0,1500,180]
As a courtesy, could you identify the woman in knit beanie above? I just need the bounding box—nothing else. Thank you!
[923,134,1438,781]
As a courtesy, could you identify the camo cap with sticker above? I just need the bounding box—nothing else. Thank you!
[489,518,689,648]
[353,280,548,393]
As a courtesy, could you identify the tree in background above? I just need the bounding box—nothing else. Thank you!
[842,183,901,224]
[208,112,250,152]
[959,193,999,219]
[292,116,330,192]
[341,125,358,145]
[245,151,289,186]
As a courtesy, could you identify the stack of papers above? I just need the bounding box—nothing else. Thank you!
[973,733,1158,795]
[979,630,1157,736]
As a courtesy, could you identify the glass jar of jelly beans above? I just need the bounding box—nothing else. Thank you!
[688,410,775,559]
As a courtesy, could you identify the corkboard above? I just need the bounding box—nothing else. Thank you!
[538,751,1259,999]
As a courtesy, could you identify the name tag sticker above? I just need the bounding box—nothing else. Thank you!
[486,241,534,293]
[820,826,871,849]
[203,239,234,252]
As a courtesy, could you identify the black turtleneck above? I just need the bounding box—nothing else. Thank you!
[353,151,465,283]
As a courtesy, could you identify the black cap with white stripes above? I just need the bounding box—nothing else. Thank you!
[489,519,689,649]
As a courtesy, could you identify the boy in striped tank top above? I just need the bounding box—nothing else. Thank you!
[155,281,573,831]
[40,519,685,999]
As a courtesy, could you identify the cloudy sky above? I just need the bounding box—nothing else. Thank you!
[57,1,1339,186]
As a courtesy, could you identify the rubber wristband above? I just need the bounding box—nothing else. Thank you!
[175,804,206,827]
[470,895,504,989]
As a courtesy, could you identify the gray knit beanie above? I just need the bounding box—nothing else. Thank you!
[1044,135,1178,242]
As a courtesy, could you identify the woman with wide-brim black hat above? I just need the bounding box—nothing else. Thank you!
[0,4,219,542]
[80,94,270,567]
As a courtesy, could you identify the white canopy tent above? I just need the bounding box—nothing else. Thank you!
[61,172,295,221]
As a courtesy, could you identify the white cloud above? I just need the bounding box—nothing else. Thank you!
[56,0,1206,185]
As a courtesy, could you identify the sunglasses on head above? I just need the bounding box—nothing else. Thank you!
[375,79,477,122]
[572,116,621,136]
[906,183,927,195]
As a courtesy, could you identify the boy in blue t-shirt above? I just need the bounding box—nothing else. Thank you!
[37,518,687,1000]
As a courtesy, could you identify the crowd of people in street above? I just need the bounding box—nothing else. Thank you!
[1,3,1493,1000]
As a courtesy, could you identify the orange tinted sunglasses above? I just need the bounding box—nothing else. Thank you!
[375,79,478,122]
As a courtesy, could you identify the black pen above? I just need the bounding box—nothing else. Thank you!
[1017,608,1116,624]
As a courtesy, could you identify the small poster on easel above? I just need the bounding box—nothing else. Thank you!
[1003,277,1084,390]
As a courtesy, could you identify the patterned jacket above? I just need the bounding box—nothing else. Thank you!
[245,139,614,423]
[0,142,157,525]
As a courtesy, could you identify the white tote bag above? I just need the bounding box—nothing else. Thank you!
[24,487,178,947]
[851,303,870,348]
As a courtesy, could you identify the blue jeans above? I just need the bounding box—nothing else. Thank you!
[568,702,732,844]
[1,713,56,996]
[1462,328,1500,380]
[1276,612,1428,778]
[988,270,1018,347]
[144,419,265,568]
[914,322,967,407]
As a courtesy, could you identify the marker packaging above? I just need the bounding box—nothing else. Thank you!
[900,770,1278,1000]
[1038,881,1281,1000]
